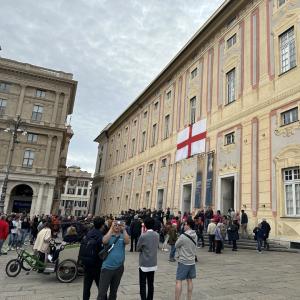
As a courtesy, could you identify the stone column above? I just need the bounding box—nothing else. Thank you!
[54,136,63,170]
[60,94,68,125]
[16,85,26,116]
[35,183,45,215]
[51,92,60,125]
[43,135,53,169]
[45,184,54,214]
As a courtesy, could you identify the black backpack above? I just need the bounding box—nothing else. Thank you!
[78,235,102,268]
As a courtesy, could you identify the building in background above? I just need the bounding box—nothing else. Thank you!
[59,166,92,217]
[0,58,77,215]
[90,0,300,243]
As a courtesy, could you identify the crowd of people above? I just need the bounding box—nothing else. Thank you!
[0,207,272,300]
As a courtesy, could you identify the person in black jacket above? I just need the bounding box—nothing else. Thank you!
[130,215,141,252]
[240,210,248,239]
[227,219,239,251]
[261,218,271,250]
[82,217,105,300]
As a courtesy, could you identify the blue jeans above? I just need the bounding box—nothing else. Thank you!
[257,238,263,252]
[169,244,176,259]
[8,233,18,248]
[21,229,30,246]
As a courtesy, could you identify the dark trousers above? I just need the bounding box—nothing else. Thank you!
[215,240,222,253]
[208,235,215,252]
[232,240,237,250]
[83,267,101,300]
[97,265,124,300]
[130,236,139,251]
[197,233,204,247]
[139,268,155,300]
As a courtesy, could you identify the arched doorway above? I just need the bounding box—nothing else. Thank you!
[10,184,33,214]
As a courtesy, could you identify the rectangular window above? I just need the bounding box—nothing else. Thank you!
[141,131,146,152]
[77,188,82,195]
[31,105,43,121]
[284,168,300,216]
[36,89,46,98]
[227,34,237,48]
[225,132,235,145]
[166,91,172,100]
[226,68,236,104]
[281,107,298,126]
[143,111,147,118]
[146,191,151,208]
[148,163,153,172]
[98,157,102,173]
[190,97,196,125]
[152,124,157,146]
[161,158,167,167]
[116,149,119,164]
[83,189,88,196]
[22,150,35,168]
[0,82,10,92]
[27,133,38,143]
[0,98,7,115]
[138,168,142,176]
[191,68,198,79]
[154,101,159,110]
[164,115,170,139]
[280,27,296,73]
[131,138,136,156]
[123,145,127,161]
[278,0,286,6]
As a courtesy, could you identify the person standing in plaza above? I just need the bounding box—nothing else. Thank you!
[168,223,178,262]
[261,218,271,250]
[0,215,9,255]
[240,210,248,239]
[130,215,141,252]
[174,219,197,300]
[97,220,130,300]
[227,219,239,251]
[136,217,159,300]
[80,216,105,300]
[207,218,217,252]
[253,223,264,253]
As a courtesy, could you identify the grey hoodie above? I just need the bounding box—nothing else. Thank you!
[175,229,197,265]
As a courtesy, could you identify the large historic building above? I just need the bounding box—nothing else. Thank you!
[58,166,92,217]
[91,0,300,242]
[0,58,77,215]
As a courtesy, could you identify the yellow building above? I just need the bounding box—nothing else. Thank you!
[91,0,300,243]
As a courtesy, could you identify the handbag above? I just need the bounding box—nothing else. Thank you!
[98,235,120,261]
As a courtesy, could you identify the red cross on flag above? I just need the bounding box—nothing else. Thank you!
[176,119,207,162]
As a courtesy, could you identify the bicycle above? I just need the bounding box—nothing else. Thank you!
[5,239,78,283]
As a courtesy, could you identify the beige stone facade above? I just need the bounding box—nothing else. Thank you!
[0,58,77,215]
[91,0,300,243]
[59,166,92,217]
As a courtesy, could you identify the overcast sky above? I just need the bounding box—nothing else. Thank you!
[1,0,223,174]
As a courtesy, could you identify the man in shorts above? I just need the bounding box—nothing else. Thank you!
[175,218,197,300]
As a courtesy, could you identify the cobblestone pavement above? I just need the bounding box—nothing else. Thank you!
[0,245,300,300]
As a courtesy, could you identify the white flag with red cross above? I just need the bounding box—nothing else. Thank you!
[176,119,207,162]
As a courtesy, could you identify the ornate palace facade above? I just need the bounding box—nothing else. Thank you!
[0,58,77,215]
[91,0,300,242]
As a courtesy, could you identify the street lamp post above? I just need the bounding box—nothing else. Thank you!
[0,115,26,213]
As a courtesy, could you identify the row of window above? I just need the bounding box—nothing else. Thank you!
[0,99,44,121]
[0,82,47,99]
[66,188,89,196]
[60,200,88,208]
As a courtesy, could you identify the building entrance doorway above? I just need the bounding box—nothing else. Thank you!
[10,184,33,214]
[220,176,234,214]
[157,189,164,210]
[182,184,192,213]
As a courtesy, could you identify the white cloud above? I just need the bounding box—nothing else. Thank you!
[1,0,224,173]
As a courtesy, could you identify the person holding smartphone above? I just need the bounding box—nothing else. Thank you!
[97,220,130,300]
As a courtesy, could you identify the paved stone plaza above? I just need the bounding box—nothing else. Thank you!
[0,246,300,300]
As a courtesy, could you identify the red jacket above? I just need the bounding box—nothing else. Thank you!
[0,219,9,240]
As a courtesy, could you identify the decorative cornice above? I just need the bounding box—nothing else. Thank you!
[274,121,300,137]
